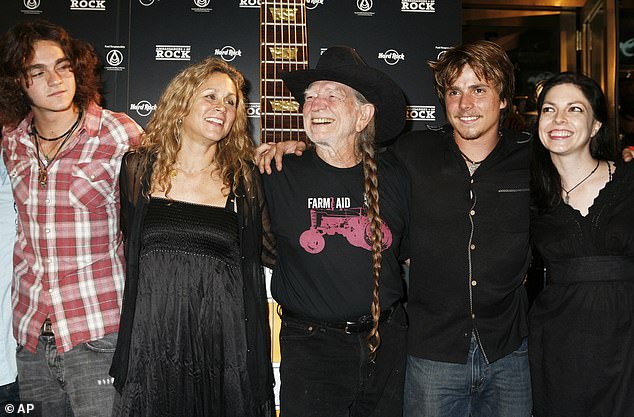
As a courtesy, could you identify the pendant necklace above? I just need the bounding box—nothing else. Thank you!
[32,111,83,187]
[459,150,484,175]
[562,159,600,205]
[455,131,502,176]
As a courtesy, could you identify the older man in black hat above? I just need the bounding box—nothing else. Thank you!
[261,45,410,416]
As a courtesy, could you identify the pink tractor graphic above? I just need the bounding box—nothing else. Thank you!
[299,207,392,254]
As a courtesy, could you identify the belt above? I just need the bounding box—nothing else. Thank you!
[41,318,54,336]
[281,302,400,334]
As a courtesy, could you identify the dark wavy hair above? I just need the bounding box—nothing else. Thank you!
[530,72,616,212]
[429,40,515,122]
[0,19,102,128]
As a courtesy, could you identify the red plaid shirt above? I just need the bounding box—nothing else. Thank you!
[2,102,143,353]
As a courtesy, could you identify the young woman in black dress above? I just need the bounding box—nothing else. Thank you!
[530,72,634,417]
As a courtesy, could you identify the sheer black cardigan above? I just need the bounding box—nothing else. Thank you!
[109,151,276,415]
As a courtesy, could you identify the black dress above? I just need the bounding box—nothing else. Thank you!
[116,196,256,417]
[529,160,634,417]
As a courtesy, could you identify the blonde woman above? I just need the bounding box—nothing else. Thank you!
[110,57,275,417]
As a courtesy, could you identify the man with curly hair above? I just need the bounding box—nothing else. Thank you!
[0,20,143,417]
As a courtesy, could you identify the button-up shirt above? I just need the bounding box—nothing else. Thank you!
[2,102,143,353]
[393,126,531,364]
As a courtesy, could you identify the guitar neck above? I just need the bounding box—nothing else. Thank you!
[260,0,308,143]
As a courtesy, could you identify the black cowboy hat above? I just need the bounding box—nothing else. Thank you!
[281,45,406,143]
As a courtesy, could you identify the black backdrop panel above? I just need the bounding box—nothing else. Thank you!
[305,0,461,135]
[126,0,260,133]
[2,0,460,139]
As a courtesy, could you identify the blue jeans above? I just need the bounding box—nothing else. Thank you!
[16,333,118,417]
[279,303,408,417]
[404,335,531,417]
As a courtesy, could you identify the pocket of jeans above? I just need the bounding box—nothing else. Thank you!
[280,319,318,341]
[84,332,118,353]
[512,337,529,356]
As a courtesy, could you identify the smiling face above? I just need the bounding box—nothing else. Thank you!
[22,40,77,117]
[180,72,238,147]
[302,80,373,150]
[538,83,602,158]
[444,64,506,144]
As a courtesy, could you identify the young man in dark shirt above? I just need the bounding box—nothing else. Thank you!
[393,41,532,417]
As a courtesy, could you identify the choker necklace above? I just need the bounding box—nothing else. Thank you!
[170,161,214,177]
[562,160,600,205]
[31,112,82,142]
[459,150,484,175]
[32,111,83,187]
[454,131,501,175]
[459,150,485,166]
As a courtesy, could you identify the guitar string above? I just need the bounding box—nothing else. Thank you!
[298,0,305,142]
[289,0,295,142]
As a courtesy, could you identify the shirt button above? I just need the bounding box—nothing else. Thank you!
[471,280,477,286]
[471,313,476,319]
[45,228,50,233]
[470,179,474,184]
[470,244,476,250]
[46,258,52,263]
[470,209,476,216]
[48,289,53,293]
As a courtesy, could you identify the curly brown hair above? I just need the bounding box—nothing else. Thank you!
[136,57,254,198]
[0,19,102,128]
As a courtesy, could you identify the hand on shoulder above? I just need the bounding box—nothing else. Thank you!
[254,140,307,174]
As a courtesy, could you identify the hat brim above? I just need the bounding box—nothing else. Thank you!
[281,65,406,143]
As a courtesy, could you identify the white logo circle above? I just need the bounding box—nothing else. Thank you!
[381,49,404,66]
[193,0,210,7]
[357,0,372,12]
[24,0,40,10]
[306,0,320,10]
[218,46,238,62]
[135,100,154,117]
[139,0,155,6]
[106,50,124,66]
[620,38,634,58]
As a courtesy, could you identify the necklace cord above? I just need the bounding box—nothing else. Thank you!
[561,159,601,204]
[32,111,82,142]
[32,110,83,187]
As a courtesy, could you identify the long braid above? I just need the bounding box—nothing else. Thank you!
[356,102,383,361]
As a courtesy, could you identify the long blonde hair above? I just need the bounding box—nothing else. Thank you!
[136,57,254,197]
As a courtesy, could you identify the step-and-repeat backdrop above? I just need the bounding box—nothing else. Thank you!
[1,0,460,410]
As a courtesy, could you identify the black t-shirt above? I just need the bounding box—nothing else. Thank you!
[263,148,409,321]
